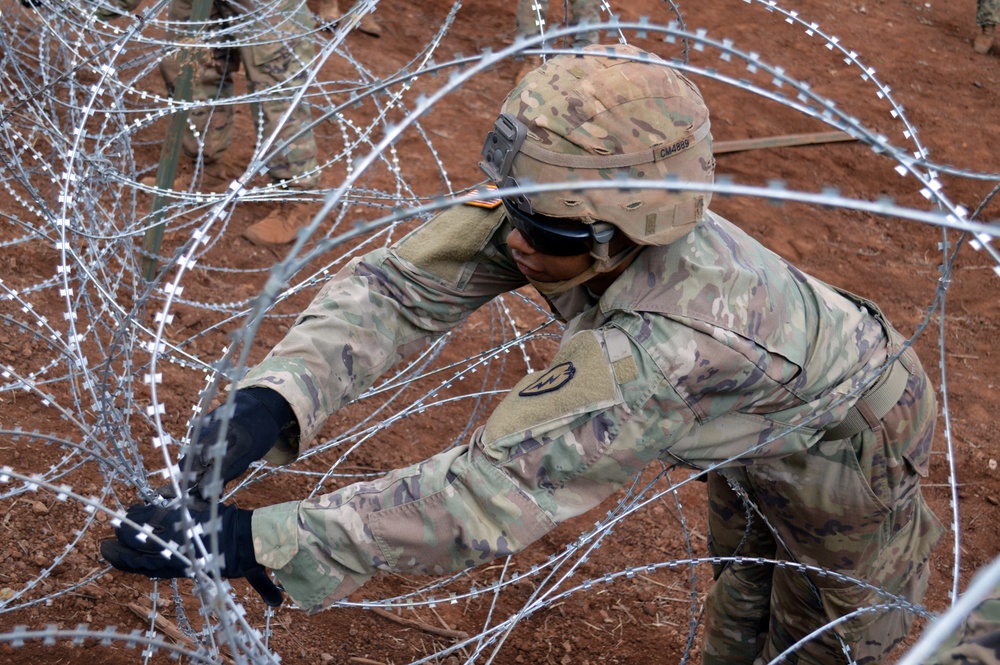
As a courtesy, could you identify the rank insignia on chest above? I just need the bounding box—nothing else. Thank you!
[518,362,576,396]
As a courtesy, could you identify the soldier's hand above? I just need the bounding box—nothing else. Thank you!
[161,388,297,507]
[100,502,284,607]
[20,0,44,7]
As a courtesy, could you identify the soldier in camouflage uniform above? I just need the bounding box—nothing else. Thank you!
[103,44,944,664]
[976,0,1000,54]
[516,0,601,48]
[99,0,321,245]
[514,0,601,81]
[313,0,382,36]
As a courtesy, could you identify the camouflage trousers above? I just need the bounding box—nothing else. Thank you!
[515,0,602,47]
[160,0,319,187]
[702,346,944,665]
[979,0,1000,27]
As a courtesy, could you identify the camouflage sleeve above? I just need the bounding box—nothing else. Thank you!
[251,324,699,611]
[238,205,525,460]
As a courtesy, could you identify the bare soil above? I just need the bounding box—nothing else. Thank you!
[1,0,999,663]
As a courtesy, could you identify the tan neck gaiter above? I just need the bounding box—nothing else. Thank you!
[527,244,643,297]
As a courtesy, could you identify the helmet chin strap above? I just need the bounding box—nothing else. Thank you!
[528,243,643,297]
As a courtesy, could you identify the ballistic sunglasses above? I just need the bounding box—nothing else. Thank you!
[502,194,615,256]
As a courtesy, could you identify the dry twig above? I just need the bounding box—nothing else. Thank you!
[370,606,469,640]
[127,602,235,664]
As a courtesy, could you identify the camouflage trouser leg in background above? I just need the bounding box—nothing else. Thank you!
[978,0,1000,26]
[515,0,602,47]
[159,0,238,164]
[159,0,319,187]
[237,0,319,187]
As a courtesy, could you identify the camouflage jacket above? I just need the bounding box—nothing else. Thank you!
[241,203,933,611]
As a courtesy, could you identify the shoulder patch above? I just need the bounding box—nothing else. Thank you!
[482,331,622,445]
[518,362,576,396]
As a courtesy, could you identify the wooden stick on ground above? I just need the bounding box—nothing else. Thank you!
[369,606,470,640]
[127,602,235,664]
[714,130,856,155]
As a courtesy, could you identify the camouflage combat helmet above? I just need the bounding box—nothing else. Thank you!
[481,43,714,247]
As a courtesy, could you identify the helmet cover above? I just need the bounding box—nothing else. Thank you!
[500,43,715,246]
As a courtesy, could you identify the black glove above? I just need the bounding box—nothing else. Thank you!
[163,387,297,507]
[100,502,284,607]
[20,0,44,6]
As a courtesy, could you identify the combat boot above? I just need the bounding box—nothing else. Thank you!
[318,0,381,36]
[140,161,238,194]
[316,0,339,25]
[242,204,315,246]
[192,161,240,193]
[975,24,995,54]
[356,12,382,36]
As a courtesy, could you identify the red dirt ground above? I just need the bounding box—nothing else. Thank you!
[1,0,999,663]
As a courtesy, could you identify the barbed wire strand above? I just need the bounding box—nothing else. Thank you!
[1,0,998,663]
